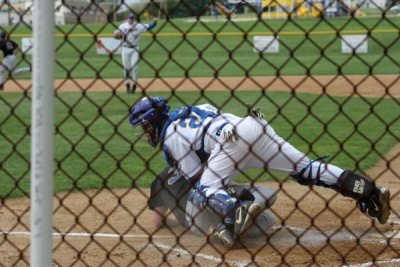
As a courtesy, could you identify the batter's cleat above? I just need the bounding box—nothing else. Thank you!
[368,186,390,224]
[126,83,131,94]
[212,224,235,249]
[0,83,3,91]
[234,202,261,237]
[131,83,137,94]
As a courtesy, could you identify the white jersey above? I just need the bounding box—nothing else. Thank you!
[115,22,148,48]
[162,104,241,179]
[161,103,344,200]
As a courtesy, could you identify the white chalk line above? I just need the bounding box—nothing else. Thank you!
[0,231,249,267]
[271,225,400,243]
[342,258,400,267]
[2,226,399,267]
[269,226,400,267]
[152,243,249,267]
[388,215,400,225]
[0,231,171,239]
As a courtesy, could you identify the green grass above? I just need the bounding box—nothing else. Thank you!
[1,91,399,198]
[8,15,400,79]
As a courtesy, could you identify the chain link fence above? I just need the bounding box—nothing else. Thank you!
[0,0,399,266]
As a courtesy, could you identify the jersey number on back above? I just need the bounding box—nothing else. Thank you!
[179,114,203,129]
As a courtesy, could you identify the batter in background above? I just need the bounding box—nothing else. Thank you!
[0,31,31,91]
[113,13,157,94]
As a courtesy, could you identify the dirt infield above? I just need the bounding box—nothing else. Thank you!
[1,75,399,266]
[4,74,400,97]
[1,144,399,266]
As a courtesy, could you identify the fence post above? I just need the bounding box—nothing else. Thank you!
[30,0,55,266]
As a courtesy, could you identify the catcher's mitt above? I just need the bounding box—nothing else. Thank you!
[114,31,124,40]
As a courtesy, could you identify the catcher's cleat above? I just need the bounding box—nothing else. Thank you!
[367,186,390,224]
[212,224,235,248]
[126,83,131,94]
[234,202,261,237]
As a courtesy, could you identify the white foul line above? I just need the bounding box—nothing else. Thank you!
[342,258,400,267]
[152,242,249,267]
[0,231,171,239]
[0,231,249,267]
[2,227,399,267]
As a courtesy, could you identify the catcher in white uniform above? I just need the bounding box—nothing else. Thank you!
[114,14,157,94]
[129,97,391,248]
[0,31,31,91]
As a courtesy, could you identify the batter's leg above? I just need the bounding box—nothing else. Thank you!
[5,55,29,77]
[0,55,14,90]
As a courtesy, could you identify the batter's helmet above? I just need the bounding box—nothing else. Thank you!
[129,97,170,148]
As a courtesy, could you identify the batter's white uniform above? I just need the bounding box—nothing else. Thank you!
[162,104,345,198]
[115,22,150,86]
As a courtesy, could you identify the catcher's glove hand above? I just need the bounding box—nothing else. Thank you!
[249,106,265,119]
[220,124,238,142]
[114,31,124,40]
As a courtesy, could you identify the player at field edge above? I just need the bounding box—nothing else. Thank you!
[0,31,31,91]
[113,13,157,94]
[129,97,391,248]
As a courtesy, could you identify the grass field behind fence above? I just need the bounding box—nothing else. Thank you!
[1,15,399,198]
[1,91,399,198]
[8,16,400,79]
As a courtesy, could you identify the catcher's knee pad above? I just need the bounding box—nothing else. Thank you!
[336,170,375,201]
[208,193,238,225]
[189,188,207,209]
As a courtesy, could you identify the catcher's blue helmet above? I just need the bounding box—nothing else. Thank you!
[129,97,170,148]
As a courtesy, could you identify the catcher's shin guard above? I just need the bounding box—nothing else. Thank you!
[337,170,391,224]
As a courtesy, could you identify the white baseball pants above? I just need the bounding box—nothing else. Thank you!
[200,117,344,197]
[0,55,30,84]
[121,46,139,85]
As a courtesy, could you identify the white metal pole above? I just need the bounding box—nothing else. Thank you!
[30,0,55,266]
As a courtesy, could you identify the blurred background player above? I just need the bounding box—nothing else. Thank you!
[113,13,157,94]
[0,31,31,91]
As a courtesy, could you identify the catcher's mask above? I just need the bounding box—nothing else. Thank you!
[129,97,170,148]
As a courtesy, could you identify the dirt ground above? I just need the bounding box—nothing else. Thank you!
[4,74,400,97]
[1,75,399,266]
